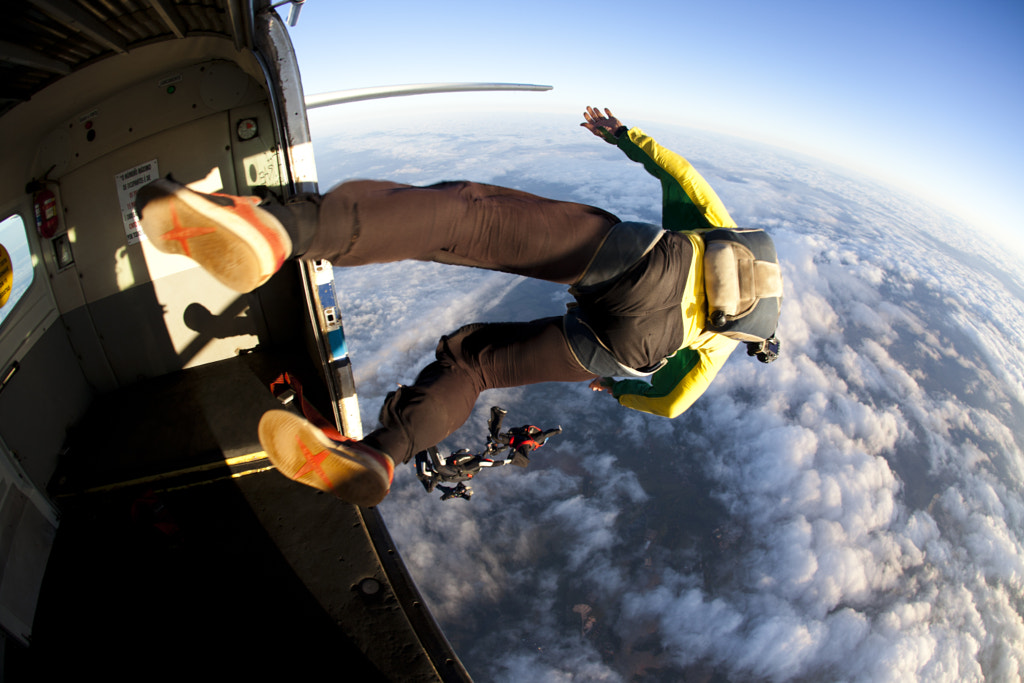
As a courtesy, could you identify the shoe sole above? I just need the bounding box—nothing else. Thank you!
[258,410,392,507]
[138,179,291,293]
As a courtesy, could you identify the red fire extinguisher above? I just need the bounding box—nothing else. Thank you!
[33,186,59,239]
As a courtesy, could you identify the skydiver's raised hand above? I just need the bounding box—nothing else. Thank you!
[581,106,625,143]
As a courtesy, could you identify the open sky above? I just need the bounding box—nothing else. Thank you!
[287,0,1024,256]
[310,116,1024,680]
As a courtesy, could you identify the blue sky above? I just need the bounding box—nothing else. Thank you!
[314,120,1024,680]
[287,0,1024,255]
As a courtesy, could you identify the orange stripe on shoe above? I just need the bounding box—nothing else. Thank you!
[380,453,395,484]
[331,432,395,485]
[334,435,395,485]
[213,194,289,269]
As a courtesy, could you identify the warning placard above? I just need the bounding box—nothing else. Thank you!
[115,159,159,245]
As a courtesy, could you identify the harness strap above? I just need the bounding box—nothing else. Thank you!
[564,221,669,377]
[574,221,665,289]
[563,311,666,378]
[269,372,345,442]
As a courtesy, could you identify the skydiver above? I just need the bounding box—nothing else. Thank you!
[135,106,783,507]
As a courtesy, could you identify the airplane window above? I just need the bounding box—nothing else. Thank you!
[0,214,34,328]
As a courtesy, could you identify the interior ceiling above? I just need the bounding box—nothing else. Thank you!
[0,0,262,119]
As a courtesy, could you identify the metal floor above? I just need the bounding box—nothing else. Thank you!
[5,351,467,681]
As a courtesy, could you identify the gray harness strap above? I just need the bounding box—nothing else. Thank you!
[574,221,665,288]
[564,310,664,378]
[564,222,668,378]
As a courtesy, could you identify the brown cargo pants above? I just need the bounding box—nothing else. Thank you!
[305,180,616,463]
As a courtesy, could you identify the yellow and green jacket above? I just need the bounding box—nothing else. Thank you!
[609,128,739,418]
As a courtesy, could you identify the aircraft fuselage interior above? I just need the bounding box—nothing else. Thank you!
[0,2,467,680]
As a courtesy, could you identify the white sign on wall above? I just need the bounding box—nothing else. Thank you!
[114,159,159,245]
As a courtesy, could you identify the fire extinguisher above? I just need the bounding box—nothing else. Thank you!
[27,167,59,239]
[33,186,59,238]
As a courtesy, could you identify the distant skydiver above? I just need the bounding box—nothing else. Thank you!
[135,106,783,507]
[414,406,564,502]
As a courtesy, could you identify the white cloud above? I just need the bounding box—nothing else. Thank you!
[311,113,1024,682]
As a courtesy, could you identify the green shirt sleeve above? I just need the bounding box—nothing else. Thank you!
[610,338,738,418]
[612,348,700,400]
[615,127,737,230]
[605,126,740,418]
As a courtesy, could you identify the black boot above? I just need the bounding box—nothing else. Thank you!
[254,189,321,258]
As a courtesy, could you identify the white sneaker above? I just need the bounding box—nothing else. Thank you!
[258,410,394,507]
[136,178,292,292]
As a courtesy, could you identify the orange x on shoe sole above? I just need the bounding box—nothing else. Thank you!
[258,410,394,507]
[136,178,291,293]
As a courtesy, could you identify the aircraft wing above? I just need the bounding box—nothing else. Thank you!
[305,82,552,109]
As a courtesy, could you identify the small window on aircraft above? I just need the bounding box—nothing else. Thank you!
[0,214,34,328]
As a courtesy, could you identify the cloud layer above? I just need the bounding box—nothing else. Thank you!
[312,110,1024,682]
